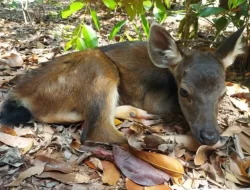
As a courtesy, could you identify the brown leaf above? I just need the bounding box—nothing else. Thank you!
[6,162,45,186]
[221,125,242,137]
[101,161,120,185]
[38,171,90,184]
[0,125,17,136]
[125,178,144,190]
[194,137,228,165]
[159,135,200,151]
[36,155,74,173]
[84,160,97,169]
[113,145,168,186]
[127,146,184,178]
[144,184,172,190]
[5,53,23,67]
[0,132,33,148]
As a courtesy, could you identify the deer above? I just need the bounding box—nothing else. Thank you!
[0,24,245,146]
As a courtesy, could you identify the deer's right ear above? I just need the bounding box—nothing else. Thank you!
[148,24,183,69]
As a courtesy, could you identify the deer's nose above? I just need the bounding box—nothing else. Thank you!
[199,128,219,146]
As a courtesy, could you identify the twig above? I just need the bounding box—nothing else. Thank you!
[206,177,226,189]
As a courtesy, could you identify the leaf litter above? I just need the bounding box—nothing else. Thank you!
[0,3,250,190]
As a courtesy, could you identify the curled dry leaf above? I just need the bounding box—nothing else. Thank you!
[38,171,90,184]
[4,53,23,67]
[194,137,228,166]
[101,160,120,185]
[36,155,74,173]
[0,132,33,148]
[127,145,184,178]
[113,145,169,186]
[6,162,46,187]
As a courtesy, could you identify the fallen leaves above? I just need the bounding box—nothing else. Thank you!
[38,172,90,184]
[113,145,169,186]
[101,160,120,185]
[127,146,184,178]
[0,132,33,149]
[6,162,46,187]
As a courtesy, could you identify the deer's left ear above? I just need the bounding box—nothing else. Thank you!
[216,26,246,68]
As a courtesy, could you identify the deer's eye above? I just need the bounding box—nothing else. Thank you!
[180,88,189,97]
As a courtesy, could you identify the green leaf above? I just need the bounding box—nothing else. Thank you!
[61,10,73,19]
[109,20,127,40]
[76,37,87,50]
[70,2,84,12]
[164,0,170,9]
[198,7,226,17]
[82,24,98,48]
[65,39,73,51]
[140,14,149,38]
[190,2,202,12]
[234,0,246,8]
[133,25,143,41]
[153,0,167,23]
[102,0,117,10]
[61,2,84,19]
[90,9,100,31]
[213,17,228,31]
[143,0,153,11]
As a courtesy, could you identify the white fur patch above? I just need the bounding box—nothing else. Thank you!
[40,112,82,123]
[222,34,244,68]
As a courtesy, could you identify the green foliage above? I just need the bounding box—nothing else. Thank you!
[191,0,249,35]
[109,20,127,40]
[61,0,170,51]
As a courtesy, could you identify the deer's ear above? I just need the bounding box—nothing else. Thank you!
[216,26,245,68]
[148,23,183,69]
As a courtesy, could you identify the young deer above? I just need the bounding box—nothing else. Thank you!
[0,24,245,146]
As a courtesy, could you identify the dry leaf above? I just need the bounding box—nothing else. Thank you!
[113,145,168,186]
[0,132,33,148]
[114,119,122,125]
[222,125,242,136]
[229,97,249,112]
[127,146,184,178]
[21,139,33,154]
[36,155,74,173]
[145,184,171,190]
[101,161,120,185]
[84,160,97,169]
[38,171,90,184]
[5,53,23,67]
[238,133,250,154]
[194,137,228,165]
[0,125,17,136]
[6,162,45,186]
[14,127,35,137]
[125,178,144,190]
[159,135,200,151]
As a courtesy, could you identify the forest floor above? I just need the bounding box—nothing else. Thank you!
[0,2,250,190]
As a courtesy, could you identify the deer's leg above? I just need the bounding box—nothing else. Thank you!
[81,83,127,144]
[115,105,162,126]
